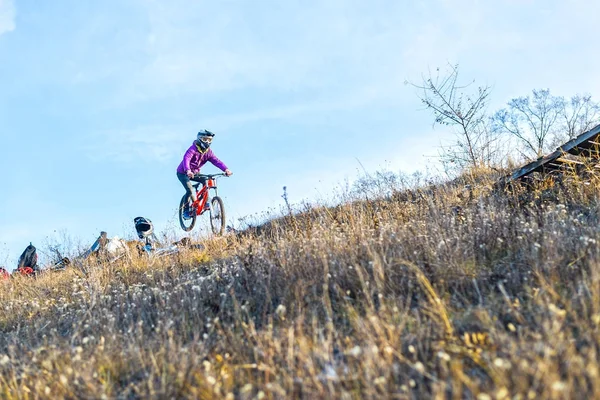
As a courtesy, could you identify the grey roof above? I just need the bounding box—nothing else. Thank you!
[504,123,600,183]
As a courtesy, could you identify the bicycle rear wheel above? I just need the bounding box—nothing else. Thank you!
[209,196,226,235]
[179,194,197,232]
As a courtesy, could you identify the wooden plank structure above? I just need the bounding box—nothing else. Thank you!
[504,123,600,183]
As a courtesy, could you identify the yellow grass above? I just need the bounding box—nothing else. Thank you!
[1,168,600,398]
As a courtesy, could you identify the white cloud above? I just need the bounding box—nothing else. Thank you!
[114,0,413,103]
[82,0,600,165]
[400,0,600,102]
[0,0,15,36]
[87,125,188,164]
[89,79,408,164]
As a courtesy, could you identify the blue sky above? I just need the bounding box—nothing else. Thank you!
[1,0,599,266]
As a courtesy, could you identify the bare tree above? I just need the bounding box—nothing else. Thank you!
[493,89,564,158]
[561,94,600,139]
[408,63,497,172]
[493,90,600,159]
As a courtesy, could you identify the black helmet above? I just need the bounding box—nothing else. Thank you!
[196,129,215,152]
[134,216,154,239]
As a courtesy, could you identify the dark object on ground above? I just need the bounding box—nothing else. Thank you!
[48,257,71,271]
[82,231,109,260]
[173,237,205,250]
[15,243,39,276]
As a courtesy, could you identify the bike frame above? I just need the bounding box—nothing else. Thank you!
[191,176,220,216]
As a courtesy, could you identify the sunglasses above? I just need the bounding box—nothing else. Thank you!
[200,136,213,144]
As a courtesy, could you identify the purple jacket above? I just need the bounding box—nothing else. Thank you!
[176,143,228,175]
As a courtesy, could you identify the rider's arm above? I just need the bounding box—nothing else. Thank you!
[207,149,228,172]
[182,145,196,174]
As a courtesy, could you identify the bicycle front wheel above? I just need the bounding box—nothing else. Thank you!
[179,194,197,232]
[209,196,226,235]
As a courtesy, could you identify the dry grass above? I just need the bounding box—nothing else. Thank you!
[2,168,600,399]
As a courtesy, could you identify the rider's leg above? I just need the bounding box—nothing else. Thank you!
[189,176,209,209]
[191,175,207,187]
[177,173,197,203]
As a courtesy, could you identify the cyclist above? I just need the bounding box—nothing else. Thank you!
[176,130,232,218]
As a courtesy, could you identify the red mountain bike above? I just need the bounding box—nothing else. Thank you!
[178,173,227,234]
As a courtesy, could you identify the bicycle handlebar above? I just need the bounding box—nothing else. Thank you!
[196,173,227,179]
[190,173,228,187]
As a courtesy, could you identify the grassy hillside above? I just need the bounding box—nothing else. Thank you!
[1,169,600,399]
